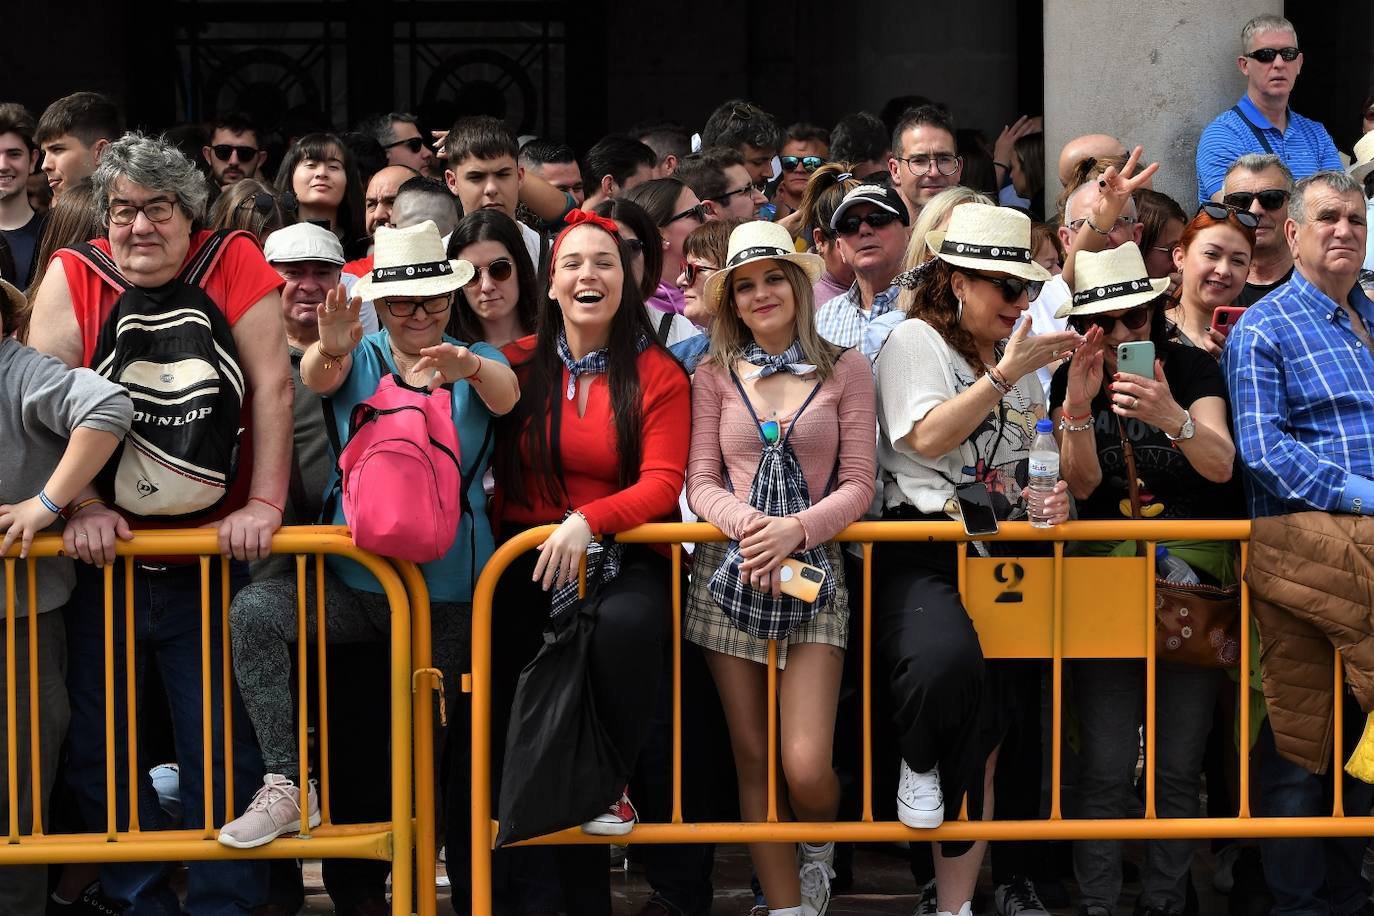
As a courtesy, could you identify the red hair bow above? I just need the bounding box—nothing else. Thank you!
[551,208,623,262]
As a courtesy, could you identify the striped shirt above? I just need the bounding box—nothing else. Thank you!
[816,281,900,361]
[1196,95,1342,203]
[1222,269,1374,518]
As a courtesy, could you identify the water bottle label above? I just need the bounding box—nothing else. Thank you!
[1029,458,1058,477]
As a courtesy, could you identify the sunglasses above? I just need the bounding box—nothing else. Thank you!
[211,144,258,163]
[680,261,717,284]
[960,269,1043,303]
[624,237,645,254]
[1244,46,1300,63]
[834,210,901,235]
[780,156,825,173]
[665,203,708,226]
[1198,201,1259,229]
[237,190,298,216]
[1221,189,1290,212]
[384,136,428,154]
[464,257,513,286]
[1075,304,1153,334]
[383,295,452,318]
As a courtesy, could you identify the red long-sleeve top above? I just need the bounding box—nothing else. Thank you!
[497,338,690,535]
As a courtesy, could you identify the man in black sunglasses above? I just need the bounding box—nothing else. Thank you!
[816,184,911,358]
[359,111,435,176]
[1196,13,1341,203]
[1221,153,1296,307]
[201,113,266,189]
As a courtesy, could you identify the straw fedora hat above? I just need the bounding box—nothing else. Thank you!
[1350,130,1374,185]
[1054,242,1171,319]
[703,220,824,308]
[350,220,474,301]
[925,203,1051,282]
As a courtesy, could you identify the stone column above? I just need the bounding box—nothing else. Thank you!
[1042,0,1283,210]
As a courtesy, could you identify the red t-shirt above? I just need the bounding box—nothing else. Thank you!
[343,254,374,280]
[53,230,284,529]
[497,337,690,536]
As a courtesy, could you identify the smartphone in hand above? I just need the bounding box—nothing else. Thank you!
[1117,340,1155,378]
[1211,306,1247,338]
[955,482,1000,537]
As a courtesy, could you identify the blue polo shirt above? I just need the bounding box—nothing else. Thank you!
[1195,94,1342,202]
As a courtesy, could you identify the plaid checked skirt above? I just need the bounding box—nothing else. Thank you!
[685,540,849,669]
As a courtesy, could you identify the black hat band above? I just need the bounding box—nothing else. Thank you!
[372,260,454,282]
[1071,276,1156,307]
[939,240,1032,263]
[725,245,790,268]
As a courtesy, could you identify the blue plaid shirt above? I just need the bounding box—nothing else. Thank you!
[1196,95,1342,203]
[816,281,900,360]
[1222,269,1374,518]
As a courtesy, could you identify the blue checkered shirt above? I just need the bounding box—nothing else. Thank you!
[1222,269,1374,518]
[1196,95,1342,203]
[816,282,900,360]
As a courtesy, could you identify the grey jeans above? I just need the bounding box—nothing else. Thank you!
[0,612,69,916]
[1071,659,1223,913]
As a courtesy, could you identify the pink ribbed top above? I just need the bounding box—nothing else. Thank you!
[686,347,876,549]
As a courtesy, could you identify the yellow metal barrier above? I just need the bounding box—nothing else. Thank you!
[469,519,1371,916]
[0,527,435,916]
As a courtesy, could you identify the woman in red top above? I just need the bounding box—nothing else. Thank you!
[489,209,690,914]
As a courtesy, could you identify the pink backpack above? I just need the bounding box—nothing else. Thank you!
[337,369,462,563]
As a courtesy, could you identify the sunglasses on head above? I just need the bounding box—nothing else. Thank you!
[1198,201,1259,229]
[1244,46,1300,63]
[960,269,1043,303]
[464,257,513,286]
[834,210,900,235]
[680,261,717,284]
[1221,189,1290,212]
[623,237,646,254]
[665,203,708,226]
[780,156,825,173]
[1074,304,1153,334]
[237,190,298,216]
[384,136,428,154]
[212,144,258,163]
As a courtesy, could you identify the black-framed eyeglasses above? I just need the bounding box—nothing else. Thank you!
[959,268,1043,303]
[384,136,428,154]
[1198,201,1260,229]
[211,144,258,163]
[1244,46,1300,63]
[237,190,299,217]
[710,182,755,204]
[680,261,718,284]
[108,199,178,226]
[665,203,708,226]
[898,153,961,177]
[464,258,514,287]
[1072,304,1153,334]
[383,295,452,317]
[780,156,825,173]
[1221,189,1290,212]
[834,210,901,235]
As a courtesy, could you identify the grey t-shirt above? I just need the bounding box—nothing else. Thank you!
[0,337,132,615]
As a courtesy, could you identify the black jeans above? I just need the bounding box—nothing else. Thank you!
[448,542,672,916]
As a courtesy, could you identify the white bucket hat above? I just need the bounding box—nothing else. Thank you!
[703,220,824,309]
[1350,130,1374,185]
[925,203,1052,282]
[350,220,474,301]
[1055,242,1171,319]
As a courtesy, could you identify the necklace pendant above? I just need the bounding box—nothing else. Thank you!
[760,419,781,444]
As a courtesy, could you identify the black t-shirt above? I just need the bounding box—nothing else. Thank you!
[1234,265,1294,308]
[0,209,47,288]
[1049,343,1244,521]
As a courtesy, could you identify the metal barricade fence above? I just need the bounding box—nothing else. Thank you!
[468,519,1373,916]
[0,527,439,916]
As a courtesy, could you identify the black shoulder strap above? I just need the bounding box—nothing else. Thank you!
[1230,105,1274,155]
[66,242,134,293]
[178,229,240,288]
[726,368,824,447]
[655,310,674,345]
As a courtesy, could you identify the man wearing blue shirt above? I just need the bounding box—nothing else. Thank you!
[1195,14,1342,203]
[1222,169,1374,916]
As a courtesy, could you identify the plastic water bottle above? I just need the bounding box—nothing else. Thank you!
[1028,418,1060,528]
[1156,546,1201,585]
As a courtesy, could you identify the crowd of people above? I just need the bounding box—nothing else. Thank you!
[3,10,1374,916]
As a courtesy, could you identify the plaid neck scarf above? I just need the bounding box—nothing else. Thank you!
[741,339,816,380]
[557,330,652,399]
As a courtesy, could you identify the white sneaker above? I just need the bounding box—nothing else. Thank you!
[798,842,835,916]
[897,760,943,829]
[995,877,1050,916]
[937,904,972,916]
[217,774,320,849]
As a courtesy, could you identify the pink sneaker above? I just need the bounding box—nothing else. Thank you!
[581,788,636,836]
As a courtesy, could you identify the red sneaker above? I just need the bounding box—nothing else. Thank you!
[581,788,637,836]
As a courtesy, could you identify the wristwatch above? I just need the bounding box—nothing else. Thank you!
[1164,410,1195,442]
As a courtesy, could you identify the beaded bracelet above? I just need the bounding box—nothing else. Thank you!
[1059,415,1095,433]
[986,367,1014,395]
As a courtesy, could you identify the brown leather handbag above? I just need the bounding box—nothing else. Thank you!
[1118,421,1241,668]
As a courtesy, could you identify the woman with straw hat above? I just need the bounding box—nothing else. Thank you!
[872,203,1078,916]
[220,219,518,850]
[1050,241,1239,916]
[686,220,876,916]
